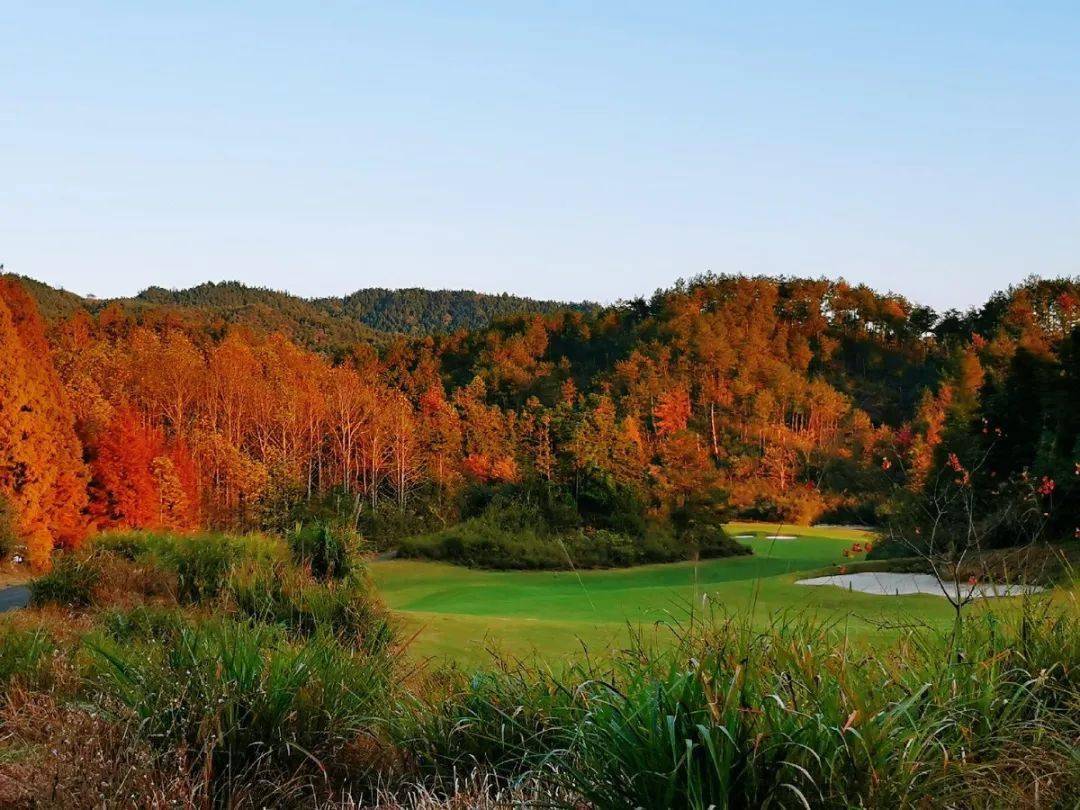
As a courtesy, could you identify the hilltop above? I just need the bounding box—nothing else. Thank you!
[15,276,596,350]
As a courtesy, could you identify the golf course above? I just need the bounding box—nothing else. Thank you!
[370,523,979,664]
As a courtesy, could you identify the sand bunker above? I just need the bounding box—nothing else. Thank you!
[796,572,1044,598]
[765,534,798,540]
[732,534,757,539]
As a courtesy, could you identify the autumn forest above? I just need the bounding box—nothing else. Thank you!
[2,272,1078,571]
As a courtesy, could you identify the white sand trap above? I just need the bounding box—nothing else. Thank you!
[733,534,756,539]
[765,534,798,541]
[797,572,1044,598]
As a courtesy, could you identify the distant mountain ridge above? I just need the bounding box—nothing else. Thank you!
[313,287,596,335]
[16,277,597,342]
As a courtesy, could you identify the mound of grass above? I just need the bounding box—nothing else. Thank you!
[288,520,357,580]
[98,532,287,603]
[28,531,395,655]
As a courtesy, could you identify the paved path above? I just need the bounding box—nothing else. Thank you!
[0,585,30,612]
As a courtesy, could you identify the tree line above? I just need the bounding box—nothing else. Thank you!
[2,272,1077,569]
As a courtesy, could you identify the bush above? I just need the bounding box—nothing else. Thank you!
[357,493,452,549]
[398,521,723,570]
[29,554,99,607]
[401,483,749,570]
[289,521,357,581]
[575,473,647,536]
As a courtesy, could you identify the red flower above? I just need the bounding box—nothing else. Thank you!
[1037,477,1056,497]
[967,576,978,586]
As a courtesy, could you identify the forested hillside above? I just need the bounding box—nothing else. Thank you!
[19,278,594,347]
[314,287,598,334]
[2,272,1078,569]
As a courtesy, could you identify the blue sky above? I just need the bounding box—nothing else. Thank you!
[3,2,1077,310]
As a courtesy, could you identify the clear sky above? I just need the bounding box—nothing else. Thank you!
[3,2,1078,311]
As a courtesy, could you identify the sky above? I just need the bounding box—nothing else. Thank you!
[2,2,1078,311]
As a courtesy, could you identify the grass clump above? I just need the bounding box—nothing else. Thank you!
[83,615,401,801]
[0,621,54,691]
[29,554,99,607]
[33,531,289,609]
[288,520,357,581]
[225,562,394,652]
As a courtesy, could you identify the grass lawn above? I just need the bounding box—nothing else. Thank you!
[370,523,1000,665]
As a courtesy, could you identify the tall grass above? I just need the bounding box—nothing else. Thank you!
[29,553,99,607]
[96,531,287,603]
[401,599,1080,808]
[12,530,1080,807]
[83,615,401,801]
[0,621,54,691]
[225,562,394,652]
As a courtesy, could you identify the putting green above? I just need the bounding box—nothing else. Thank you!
[369,523,963,665]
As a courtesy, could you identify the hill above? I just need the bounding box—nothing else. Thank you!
[15,277,593,345]
[3,270,1078,572]
[313,287,597,335]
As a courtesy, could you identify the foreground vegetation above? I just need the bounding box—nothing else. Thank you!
[1,531,1076,807]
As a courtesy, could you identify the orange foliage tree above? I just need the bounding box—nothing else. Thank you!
[0,279,88,569]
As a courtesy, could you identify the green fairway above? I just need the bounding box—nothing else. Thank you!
[369,523,992,664]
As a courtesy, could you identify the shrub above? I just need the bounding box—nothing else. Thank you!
[170,534,235,602]
[357,493,452,549]
[575,473,647,536]
[29,554,99,607]
[289,521,357,581]
[399,514,748,570]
